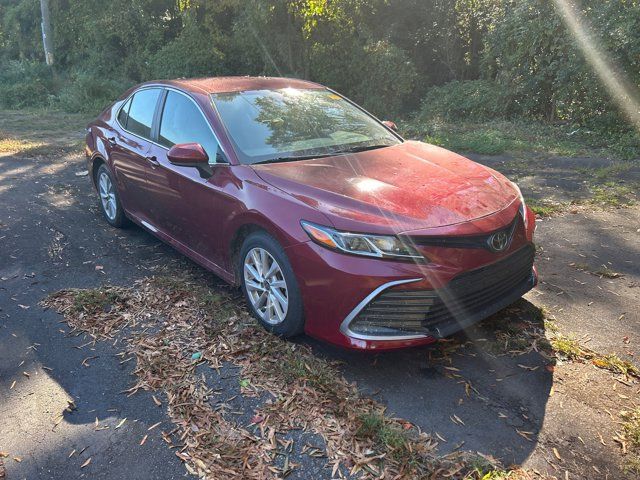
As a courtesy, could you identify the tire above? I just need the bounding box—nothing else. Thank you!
[239,231,305,337]
[96,164,128,228]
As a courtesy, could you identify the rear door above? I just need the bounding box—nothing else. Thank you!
[110,88,162,222]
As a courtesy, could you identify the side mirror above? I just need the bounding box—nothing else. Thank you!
[382,120,398,132]
[167,143,209,167]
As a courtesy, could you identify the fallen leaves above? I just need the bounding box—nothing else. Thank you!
[516,430,534,442]
[553,447,562,461]
[450,414,465,426]
[44,276,505,480]
[517,364,539,371]
[147,422,161,431]
[81,355,99,367]
[80,457,91,468]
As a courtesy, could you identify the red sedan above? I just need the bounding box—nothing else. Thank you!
[85,76,537,350]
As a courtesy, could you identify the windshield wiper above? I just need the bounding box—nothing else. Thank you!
[252,152,337,165]
[331,144,394,155]
[251,144,394,165]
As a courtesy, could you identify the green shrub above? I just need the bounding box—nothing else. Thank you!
[419,80,511,122]
[484,0,640,133]
[55,73,132,114]
[146,15,227,79]
[0,60,55,109]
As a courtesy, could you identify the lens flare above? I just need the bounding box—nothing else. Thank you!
[552,0,640,131]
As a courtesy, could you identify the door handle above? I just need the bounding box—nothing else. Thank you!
[107,136,117,147]
[146,155,160,167]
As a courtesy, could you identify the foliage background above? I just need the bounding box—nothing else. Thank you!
[0,0,639,139]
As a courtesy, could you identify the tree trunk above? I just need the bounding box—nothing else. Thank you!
[40,0,54,66]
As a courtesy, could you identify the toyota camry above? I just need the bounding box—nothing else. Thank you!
[85,76,537,350]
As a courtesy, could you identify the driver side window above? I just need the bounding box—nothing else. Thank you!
[159,91,224,164]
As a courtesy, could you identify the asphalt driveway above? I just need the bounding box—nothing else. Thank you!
[1,130,638,478]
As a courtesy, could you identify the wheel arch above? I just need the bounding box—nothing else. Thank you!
[227,214,297,285]
[90,155,106,189]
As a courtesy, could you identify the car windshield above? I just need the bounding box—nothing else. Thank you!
[210,88,401,165]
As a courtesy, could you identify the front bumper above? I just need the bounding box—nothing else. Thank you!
[286,240,537,350]
[285,208,537,351]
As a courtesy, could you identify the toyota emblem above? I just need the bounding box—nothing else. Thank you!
[488,231,509,252]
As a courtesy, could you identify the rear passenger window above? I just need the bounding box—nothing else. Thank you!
[159,91,222,163]
[127,89,161,139]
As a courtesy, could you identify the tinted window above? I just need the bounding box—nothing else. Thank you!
[159,91,221,163]
[127,89,161,139]
[117,97,132,127]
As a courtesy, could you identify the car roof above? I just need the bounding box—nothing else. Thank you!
[141,76,324,95]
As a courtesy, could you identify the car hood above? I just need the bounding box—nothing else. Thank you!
[251,141,519,233]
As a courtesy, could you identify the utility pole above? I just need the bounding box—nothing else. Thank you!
[40,0,54,66]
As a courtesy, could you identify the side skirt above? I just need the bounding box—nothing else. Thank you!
[124,211,236,285]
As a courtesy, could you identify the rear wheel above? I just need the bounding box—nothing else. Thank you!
[239,231,304,337]
[96,164,127,228]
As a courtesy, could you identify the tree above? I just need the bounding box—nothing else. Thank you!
[39,0,54,65]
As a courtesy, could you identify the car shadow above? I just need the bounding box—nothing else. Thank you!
[304,298,553,466]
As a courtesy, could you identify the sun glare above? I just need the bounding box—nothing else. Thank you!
[552,0,640,131]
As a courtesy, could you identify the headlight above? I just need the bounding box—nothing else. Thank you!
[512,182,527,226]
[300,221,424,260]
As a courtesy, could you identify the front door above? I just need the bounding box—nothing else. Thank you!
[145,89,230,268]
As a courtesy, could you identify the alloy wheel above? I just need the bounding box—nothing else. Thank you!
[98,171,117,221]
[243,247,289,325]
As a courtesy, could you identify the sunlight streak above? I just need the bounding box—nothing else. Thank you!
[552,0,640,131]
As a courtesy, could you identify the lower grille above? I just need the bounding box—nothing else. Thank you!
[348,245,535,337]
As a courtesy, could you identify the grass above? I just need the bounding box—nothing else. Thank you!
[260,343,338,394]
[402,119,608,158]
[71,288,124,314]
[467,455,530,479]
[551,334,585,360]
[593,267,623,279]
[0,108,90,155]
[622,409,640,446]
[525,198,563,217]
[474,470,524,480]
[573,163,639,208]
[620,408,640,475]
[0,137,45,153]
[484,302,640,378]
[551,333,639,377]
[589,182,637,207]
[356,413,413,462]
[590,162,634,181]
[571,262,623,279]
[402,117,640,160]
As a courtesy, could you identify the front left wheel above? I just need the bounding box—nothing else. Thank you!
[96,164,128,228]
[239,231,305,337]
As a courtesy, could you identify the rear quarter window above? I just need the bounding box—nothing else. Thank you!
[126,88,161,139]
[117,97,132,128]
